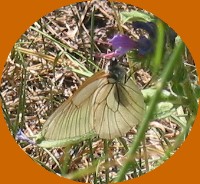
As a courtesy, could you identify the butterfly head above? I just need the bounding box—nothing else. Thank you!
[106,58,126,83]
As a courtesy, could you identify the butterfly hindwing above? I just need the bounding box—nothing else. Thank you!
[93,76,145,139]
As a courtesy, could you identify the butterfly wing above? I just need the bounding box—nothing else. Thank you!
[93,77,145,139]
[40,71,108,142]
[38,60,145,146]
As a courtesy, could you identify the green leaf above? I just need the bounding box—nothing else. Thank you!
[35,131,96,148]
[193,84,200,98]
[154,102,174,119]
[172,82,185,96]
[120,11,155,24]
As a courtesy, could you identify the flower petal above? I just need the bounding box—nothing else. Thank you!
[108,34,137,56]
[16,129,35,145]
[137,36,154,55]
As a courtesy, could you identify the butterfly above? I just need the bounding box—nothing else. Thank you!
[38,59,145,147]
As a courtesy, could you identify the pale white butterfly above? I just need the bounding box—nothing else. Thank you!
[38,59,145,147]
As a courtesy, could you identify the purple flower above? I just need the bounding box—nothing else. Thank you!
[98,32,155,59]
[132,21,157,55]
[137,36,154,55]
[102,34,137,59]
[15,129,35,145]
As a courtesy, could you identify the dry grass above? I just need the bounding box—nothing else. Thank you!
[0,0,198,183]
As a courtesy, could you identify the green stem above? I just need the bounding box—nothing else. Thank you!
[142,139,149,172]
[115,40,185,182]
[182,78,198,115]
[60,145,72,175]
[90,6,95,64]
[15,49,27,134]
[152,19,165,74]
[88,139,97,184]
[65,160,100,180]
[104,139,109,184]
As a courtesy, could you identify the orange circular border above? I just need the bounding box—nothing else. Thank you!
[0,0,199,183]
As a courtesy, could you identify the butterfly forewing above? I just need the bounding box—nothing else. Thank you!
[41,71,108,141]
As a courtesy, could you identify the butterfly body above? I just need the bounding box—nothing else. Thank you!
[39,60,145,147]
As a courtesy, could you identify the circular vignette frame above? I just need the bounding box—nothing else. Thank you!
[0,0,200,184]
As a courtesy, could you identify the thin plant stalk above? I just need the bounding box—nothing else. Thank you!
[104,139,109,184]
[60,145,72,175]
[182,76,198,115]
[88,139,97,184]
[142,139,149,172]
[115,40,185,182]
[14,49,27,134]
[65,159,100,180]
[90,5,95,64]
[151,19,165,74]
